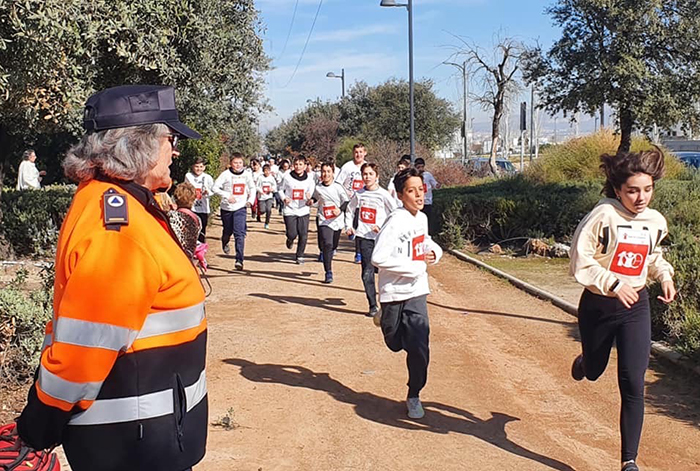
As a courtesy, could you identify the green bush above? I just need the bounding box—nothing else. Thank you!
[526,130,689,183]
[0,185,75,258]
[434,176,700,360]
[0,266,54,382]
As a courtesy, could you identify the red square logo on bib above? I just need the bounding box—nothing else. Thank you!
[352,179,363,191]
[195,188,202,200]
[323,206,337,218]
[262,184,271,194]
[233,183,245,195]
[412,235,426,261]
[292,189,304,200]
[360,207,377,224]
[611,242,648,276]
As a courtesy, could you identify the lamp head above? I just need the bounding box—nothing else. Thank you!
[380,0,398,5]
[326,72,336,78]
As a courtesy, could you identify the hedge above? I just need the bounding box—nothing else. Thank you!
[433,175,700,360]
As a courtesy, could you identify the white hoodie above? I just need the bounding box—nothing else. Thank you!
[345,186,396,240]
[371,208,443,303]
[277,171,316,217]
[213,169,256,212]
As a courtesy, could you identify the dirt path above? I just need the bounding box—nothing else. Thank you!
[197,212,700,471]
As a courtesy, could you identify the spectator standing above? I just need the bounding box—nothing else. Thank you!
[16,149,46,190]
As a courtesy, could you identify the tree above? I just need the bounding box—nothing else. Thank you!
[0,0,269,189]
[302,113,340,162]
[523,0,700,153]
[449,37,522,175]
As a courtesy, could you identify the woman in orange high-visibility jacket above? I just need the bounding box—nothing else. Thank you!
[17,85,207,471]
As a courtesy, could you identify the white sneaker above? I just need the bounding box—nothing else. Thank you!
[406,397,424,419]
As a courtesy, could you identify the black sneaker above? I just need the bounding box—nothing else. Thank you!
[222,243,230,255]
[621,462,639,471]
[571,354,585,381]
[286,238,293,249]
[235,261,243,271]
[323,272,333,284]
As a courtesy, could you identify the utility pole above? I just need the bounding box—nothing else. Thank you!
[444,60,469,163]
[520,101,526,172]
[600,104,604,129]
[529,86,535,161]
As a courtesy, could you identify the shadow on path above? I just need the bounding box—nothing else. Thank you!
[223,359,575,471]
[248,293,366,316]
[206,266,366,294]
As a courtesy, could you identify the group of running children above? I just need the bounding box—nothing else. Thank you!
[173,142,675,471]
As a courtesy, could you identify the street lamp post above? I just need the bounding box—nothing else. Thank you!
[444,60,469,163]
[326,69,345,98]
[380,0,415,161]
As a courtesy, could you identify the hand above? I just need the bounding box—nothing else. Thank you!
[39,170,47,176]
[246,202,252,208]
[346,228,354,236]
[371,225,380,233]
[657,280,677,304]
[615,283,639,309]
[227,195,237,204]
[332,208,341,217]
[306,199,314,206]
[425,251,436,264]
[284,197,291,205]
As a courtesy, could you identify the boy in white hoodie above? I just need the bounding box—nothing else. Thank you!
[213,153,256,270]
[278,155,316,264]
[371,167,443,420]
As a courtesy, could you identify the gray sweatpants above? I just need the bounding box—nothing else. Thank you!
[380,294,429,398]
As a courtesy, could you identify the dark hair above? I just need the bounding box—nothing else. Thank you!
[398,155,411,166]
[22,149,36,161]
[414,157,425,166]
[293,154,306,164]
[320,161,335,172]
[280,159,290,168]
[250,158,260,166]
[394,167,423,195]
[353,143,366,151]
[360,162,378,174]
[230,152,245,162]
[263,164,270,171]
[600,149,665,198]
[192,157,206,165]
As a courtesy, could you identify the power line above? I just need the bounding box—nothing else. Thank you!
[281,0,323,88]
[277,0,300,59]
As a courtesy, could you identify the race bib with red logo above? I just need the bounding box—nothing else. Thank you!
[322,206,337,218]
[195,188,203,200]
[360,206,377,224]
[262,184,271,194]
[292,189,305,200]
[412,235,426,261]
[352,179,364,191]
[232,183,245,195]
[423,183,428,194]
[609,228,649,277]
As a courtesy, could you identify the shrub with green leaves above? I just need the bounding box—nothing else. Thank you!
[0,185,75,258]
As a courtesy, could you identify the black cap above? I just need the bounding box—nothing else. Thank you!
[83,85,201,139]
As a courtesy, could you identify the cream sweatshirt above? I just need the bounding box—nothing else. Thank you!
[569,198,674,297]
[371,208,443,303]
[213,169,256,212]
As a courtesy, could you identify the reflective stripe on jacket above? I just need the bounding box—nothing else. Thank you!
[18,179,207,471]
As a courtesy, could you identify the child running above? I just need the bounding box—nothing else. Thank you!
[278,155,316,264]
[213,152,256,270]
[336,143,368,263]
[413,157,440,232]
[387,155,411,207]
[313,162,349,284]
[569,149,676,471]
[346,162,396,317]
[371,167,442,419]
[249,158,263,222]
[257,164,278,230]
[185,157,215,242]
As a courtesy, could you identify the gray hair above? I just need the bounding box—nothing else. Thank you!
[63,124,169,182]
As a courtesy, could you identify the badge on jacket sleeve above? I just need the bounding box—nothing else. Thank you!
[103,188,129,231]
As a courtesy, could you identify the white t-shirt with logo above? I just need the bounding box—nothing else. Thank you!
[185,171,215,214]
[345,186,396,240]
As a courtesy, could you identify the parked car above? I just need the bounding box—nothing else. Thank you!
[675,151,700,169]
[465,157,517,175]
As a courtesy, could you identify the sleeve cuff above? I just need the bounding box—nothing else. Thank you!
[658,272,673,283]
[610,279,622,293]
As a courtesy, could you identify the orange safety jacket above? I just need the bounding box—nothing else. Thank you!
[17,178,207,471]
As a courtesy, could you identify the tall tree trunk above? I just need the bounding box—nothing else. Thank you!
[490,102,504,175]
[618,107,633,154]
[0,124,8,194]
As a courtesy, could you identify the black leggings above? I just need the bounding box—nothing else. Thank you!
[283,214,310,259]
[318,225,340,273]
[194,212,208,243]
[358,237,377,310]
[578,288,650,462]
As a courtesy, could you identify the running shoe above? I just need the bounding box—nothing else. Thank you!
[367,306,379,318]
[286,238,293,249]
[235,261,243,271]
[406,397,424,419]
[571,354,585,381]
[354,253,362,264]
[372,307,382,327]
[295,257,305,265]
[264,224,270,230]
[323,272,333,284]
[621,462,639,471]
[318,253,324,262]
[222,243,230,255]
